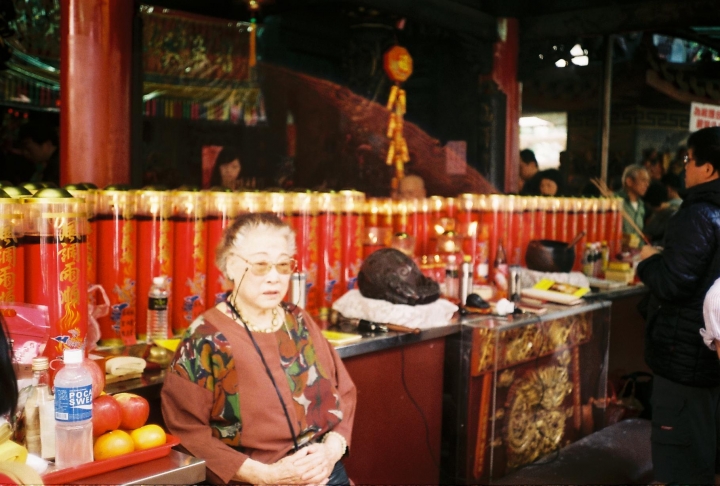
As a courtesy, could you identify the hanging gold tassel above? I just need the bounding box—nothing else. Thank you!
[385,86,410,179]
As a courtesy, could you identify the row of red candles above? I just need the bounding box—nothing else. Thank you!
[0,187,624,364]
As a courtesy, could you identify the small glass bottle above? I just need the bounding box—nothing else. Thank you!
[25,357,51,456]
[600,240,610,273]
[494,239,509,300]
[147,276,170,341]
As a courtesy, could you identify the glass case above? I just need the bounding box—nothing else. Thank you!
[442,301,611,483]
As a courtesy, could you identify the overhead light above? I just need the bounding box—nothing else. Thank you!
[571,55,589,66]
[520,116,552,127]
[570,44,584,57]
[555,59,568,68]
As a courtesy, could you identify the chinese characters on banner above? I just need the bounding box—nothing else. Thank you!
[690,102,720,131]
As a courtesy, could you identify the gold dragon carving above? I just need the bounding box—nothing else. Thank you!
[504,350,573,469]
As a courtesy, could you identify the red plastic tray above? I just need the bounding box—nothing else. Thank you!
[42,434,181,484]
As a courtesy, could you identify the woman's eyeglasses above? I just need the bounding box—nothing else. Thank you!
[234,254,297,276]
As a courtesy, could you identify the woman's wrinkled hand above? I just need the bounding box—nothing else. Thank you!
[294,443,338,485]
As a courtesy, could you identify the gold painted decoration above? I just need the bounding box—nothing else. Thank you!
[471,312,594,376]
[504,351,573,469]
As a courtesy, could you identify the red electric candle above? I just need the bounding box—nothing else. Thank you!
[339,191,365,293]
[0,192,23,303]
[318,193,341,325]
[136,189,174,340]
[205,190,237,309]
[506,195,523,265]
[95,188,137,347]
[171,190,207,335]
[65,185,97,288]
[23,188,88,361]
[289,192,319,315]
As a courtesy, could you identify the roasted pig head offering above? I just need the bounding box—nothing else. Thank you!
[358,248,440,305]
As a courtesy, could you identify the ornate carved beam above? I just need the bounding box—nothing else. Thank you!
[521,0,720,41]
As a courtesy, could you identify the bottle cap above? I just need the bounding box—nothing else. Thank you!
[31,356,49,371]
[63,348,83,364]
[152,276,165,286]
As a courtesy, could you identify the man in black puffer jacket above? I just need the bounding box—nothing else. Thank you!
[637,126,720,484]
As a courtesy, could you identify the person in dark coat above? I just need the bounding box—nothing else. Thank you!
[637,126,720,484]
[518,149,541,195]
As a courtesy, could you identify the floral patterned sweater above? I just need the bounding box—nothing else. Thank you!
[161,302,357,484]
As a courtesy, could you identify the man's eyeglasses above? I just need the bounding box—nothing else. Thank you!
[234,254,297,276]
[684,154,694,166]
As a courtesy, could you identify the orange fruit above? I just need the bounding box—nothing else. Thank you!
[130,424,166,450]
[93,429,134,460]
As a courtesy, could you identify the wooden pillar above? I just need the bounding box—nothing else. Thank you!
[600,35,614,185]
[490,18,520,194]
[60,0,133,187]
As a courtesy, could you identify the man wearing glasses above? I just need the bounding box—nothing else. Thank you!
[638,126,720,484]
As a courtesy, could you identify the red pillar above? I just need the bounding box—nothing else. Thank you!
[60,0,133,187]
[490,18,520,194]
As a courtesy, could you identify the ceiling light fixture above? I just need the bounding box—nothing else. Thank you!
[570,44,584,57]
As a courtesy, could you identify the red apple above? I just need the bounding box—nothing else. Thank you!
[114,393,150,430]
[92,394,122,437]
[83,359,106,399]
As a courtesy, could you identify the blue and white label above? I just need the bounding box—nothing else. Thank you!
[55,385,93,422]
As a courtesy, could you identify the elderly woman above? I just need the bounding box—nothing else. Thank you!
[162,213,356,485]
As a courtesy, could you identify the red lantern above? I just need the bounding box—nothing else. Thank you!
[383,46,413,83]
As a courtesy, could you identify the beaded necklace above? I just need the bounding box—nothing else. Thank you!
[227,301,291,339]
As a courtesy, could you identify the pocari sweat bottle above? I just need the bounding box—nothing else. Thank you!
[148,276,169,341]
[54,348,93,468]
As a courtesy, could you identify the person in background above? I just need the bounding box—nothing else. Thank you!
[519,149,541,195]
[644,172,683,246]
[537,169,564,197]
[668,146,688,175]
[616,164,650,249]
[637,126,720,484]
[0,316,43,485]
[662,172,684,210]
[162,213,356,485]
[395,174,426,199]
[17,122,58,185]
[209,147,242,190]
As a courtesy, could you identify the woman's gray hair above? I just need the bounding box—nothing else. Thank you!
[215,212,297,279]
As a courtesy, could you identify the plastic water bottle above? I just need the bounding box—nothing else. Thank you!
[54,348,93,468]
[148,276,169,341]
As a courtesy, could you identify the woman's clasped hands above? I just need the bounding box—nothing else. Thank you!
[237,439,343,485]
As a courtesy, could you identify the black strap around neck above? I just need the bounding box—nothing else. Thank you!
[225,299,300,452]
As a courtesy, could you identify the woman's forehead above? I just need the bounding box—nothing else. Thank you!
[237,228,290,252]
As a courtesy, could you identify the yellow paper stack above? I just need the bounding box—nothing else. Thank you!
[604,262,635,284]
